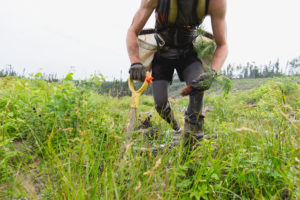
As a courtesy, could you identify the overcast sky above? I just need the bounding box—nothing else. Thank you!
[0,0,300,80]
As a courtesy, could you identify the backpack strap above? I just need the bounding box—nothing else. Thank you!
[196,0,209,23]
[168,0,178,25]
[167,0,209,26]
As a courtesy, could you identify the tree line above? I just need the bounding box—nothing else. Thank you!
[221,56,300,79]
[1,55,299,97]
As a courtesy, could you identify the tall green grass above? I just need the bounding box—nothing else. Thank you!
[0,75,299,199]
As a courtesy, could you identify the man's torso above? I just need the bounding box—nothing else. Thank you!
[155,0,206,59]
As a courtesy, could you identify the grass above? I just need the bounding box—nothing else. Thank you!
[0,75,299,199]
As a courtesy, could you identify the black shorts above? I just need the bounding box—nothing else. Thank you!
[152,50,202,82]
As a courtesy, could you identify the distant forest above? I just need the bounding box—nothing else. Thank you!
[1,55,299,97]
[221,55,300,79]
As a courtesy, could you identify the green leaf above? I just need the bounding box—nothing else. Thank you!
[65,73,74,81]
[211,173,220,181]
[176,179,192,188]
[34,72,42,79]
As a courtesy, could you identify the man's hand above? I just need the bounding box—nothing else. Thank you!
[190,69,217,91]
[129,63,147,82]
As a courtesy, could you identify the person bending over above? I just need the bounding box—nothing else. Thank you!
[126,0,228,143]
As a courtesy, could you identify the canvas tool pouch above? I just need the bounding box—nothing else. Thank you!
[138,29,165,71]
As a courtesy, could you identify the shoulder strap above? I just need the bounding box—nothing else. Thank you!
[168,0,178,25]
[167,0,209,26]
[196,0,209,23]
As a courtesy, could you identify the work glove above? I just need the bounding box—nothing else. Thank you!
[129,62,147,82]
[190,69,217,91]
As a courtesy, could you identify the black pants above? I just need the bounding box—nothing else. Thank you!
[152,51,205,129]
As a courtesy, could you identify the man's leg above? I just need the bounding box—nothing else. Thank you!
[152,80,181,131]
[182,57,205,141]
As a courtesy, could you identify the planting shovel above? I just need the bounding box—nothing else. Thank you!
[126,71,153,142]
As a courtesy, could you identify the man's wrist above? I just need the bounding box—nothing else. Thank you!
[130,57,141,64]
[131,62,143,67]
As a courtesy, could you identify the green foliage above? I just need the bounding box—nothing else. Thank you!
[194,39,216,60]
[0,76,299,199]
[214,75,233,96]
[64,72,74,81]
[193,28,216,72]
[89,73,105,86]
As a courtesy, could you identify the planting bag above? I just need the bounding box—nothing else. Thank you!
[193,33,216,72]
[138,33,164,71]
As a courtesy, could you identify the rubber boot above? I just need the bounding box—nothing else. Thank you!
[155,102,181,131]
[184,113,204,146]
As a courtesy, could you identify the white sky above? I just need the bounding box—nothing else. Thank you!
[0,0,300,80]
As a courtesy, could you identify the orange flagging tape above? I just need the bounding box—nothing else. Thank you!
[145,75,154,84]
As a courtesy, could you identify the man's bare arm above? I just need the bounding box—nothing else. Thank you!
[208,0,228,72]
[126,0,157,64]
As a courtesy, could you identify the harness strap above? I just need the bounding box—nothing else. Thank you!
[168,0,178,25]
[196,0,206,23]
[139,29,156,35]
[167,0,209,26]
